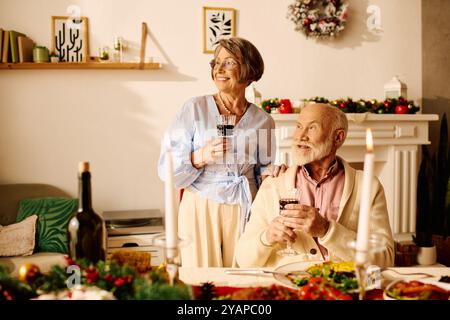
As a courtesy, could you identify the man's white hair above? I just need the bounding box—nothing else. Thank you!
[304,103,348,149]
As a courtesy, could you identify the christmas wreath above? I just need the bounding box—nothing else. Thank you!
[287,0,349,38]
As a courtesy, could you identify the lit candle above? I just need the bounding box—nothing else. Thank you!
[164,149,178,259]
[355,128,374,264]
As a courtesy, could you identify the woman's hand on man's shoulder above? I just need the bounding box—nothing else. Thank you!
[261,164,288,181]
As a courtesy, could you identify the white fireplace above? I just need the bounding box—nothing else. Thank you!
[271,113,439,238]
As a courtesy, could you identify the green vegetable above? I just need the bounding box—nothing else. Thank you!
[292,269,358,293]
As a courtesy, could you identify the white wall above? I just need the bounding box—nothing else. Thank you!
[0,0,422,215]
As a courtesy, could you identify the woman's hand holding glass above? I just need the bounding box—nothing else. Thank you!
[191,138,230,169]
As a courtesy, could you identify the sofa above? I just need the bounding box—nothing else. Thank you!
[0,184,71,276]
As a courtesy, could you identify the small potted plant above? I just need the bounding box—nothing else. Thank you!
[99,46,110,62]
[50,51,59,63]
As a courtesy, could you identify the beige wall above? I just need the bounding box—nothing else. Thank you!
[0,0,423,214]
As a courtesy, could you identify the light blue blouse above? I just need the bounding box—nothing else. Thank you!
[158,95,275,233]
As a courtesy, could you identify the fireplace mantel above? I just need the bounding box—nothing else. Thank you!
[271,113,439,238]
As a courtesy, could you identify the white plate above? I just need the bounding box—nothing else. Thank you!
[383,279,450,300]
[273,260,324,289]
[273,261,381,292]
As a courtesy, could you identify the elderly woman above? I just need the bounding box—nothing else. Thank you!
[158,37,276,267]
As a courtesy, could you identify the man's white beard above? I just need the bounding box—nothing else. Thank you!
[291,139,334,166]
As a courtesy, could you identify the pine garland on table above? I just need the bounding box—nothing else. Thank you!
[0,265,35,300]
[0,256,192,300]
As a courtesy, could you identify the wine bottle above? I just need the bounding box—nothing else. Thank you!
[68,161,106,263]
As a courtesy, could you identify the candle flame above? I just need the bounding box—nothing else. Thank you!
[366,128,373,152]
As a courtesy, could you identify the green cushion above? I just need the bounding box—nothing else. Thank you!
[16,197,78,254]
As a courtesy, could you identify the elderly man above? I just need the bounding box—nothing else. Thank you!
[235,103,394,268]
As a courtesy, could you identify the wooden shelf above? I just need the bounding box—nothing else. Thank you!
[0,62,162,70]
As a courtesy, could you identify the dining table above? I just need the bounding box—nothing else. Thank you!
[179,265,450,291]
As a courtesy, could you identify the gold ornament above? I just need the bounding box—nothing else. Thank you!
[155,262,183,285]
[18,263,41,284]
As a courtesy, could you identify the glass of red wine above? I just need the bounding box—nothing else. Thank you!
[277,188,301,257]
[216,114,236,137]
[216,115,236,167]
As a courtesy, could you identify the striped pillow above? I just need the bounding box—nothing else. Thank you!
[16,197,78,253]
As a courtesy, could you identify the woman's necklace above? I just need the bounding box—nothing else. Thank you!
[218,92,233,115]
[218,93,249,117]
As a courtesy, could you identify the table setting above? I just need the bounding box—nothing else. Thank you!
[179,263,450,300]
[168,130,450,300]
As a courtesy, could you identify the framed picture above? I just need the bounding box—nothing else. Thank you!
[203,7,236,54]
[51,16,89,62]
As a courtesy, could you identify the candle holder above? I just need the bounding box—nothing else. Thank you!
[153,233,191,286]
[347,233,386,300]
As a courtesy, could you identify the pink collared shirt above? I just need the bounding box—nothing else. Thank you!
[295,159,345,259]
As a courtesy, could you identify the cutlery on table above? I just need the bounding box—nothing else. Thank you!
[224,269,310,277]
[380,268,435,278]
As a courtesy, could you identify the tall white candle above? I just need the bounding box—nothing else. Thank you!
[164,149,178,259]
[355,128,374,264]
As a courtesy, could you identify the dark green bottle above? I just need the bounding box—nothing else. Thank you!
[68,161,106,263]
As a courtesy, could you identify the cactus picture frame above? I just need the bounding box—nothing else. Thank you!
[51,16,89,62]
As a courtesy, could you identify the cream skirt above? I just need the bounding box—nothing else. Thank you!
[178,188,241,267]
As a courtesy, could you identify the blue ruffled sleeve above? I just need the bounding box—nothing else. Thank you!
[158,101,204,189]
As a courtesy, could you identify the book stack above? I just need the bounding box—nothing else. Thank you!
[1,28,35,63]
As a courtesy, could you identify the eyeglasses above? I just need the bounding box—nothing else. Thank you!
[209,58,239,70]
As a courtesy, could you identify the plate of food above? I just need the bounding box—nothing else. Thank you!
[271,260,322,289]
[273,261,366,300]
[383,279,450,300]
[274,261,382,293]
[274,261,357,287]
